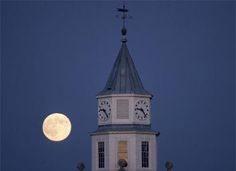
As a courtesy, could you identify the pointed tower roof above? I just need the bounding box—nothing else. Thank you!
[97,42,152,96]
[97,5,151,97]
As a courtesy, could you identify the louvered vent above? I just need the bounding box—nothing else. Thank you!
[117,99,129,119]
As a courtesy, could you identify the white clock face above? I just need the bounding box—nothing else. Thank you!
[135,100,150,120]
[98,100,111,121]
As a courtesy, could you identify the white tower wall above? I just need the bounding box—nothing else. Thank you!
[91,132,157,171]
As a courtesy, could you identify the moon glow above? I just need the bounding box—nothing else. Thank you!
[42,113,71,141]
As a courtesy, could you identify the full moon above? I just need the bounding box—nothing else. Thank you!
[42,113,72,141]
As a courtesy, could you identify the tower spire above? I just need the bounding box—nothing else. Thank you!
[97,5,151,97]
[97,42,152,97]
[117,5,130,43]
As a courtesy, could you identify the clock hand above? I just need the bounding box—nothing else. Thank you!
[144,112,147,117]
[103,109,108,118]
[140,108,145,114]
[137,108,145,115]
[99,108,108,118]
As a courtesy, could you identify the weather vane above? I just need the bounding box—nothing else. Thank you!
[116,5,131,27]
[116,4,132,43]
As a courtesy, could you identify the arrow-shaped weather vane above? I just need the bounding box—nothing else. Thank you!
[117,5,130,27]
[116,5,132,43]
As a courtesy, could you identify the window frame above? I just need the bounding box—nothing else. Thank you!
[141,141,149,168]
[98,141,105,168]
[118,140,128,161]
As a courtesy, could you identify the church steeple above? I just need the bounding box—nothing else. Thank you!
[92,6,158,171]
[97,5,151,97]
[97,43,152,96]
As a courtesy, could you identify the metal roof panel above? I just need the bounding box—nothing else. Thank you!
[97,43,152,96]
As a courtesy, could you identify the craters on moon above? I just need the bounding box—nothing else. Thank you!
[42,113,71,142]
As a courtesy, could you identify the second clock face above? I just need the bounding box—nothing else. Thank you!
[98,100,111,121]
[135,100,150,120]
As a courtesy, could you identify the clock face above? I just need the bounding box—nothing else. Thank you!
[98,100,111,121]
[135,100,150,120]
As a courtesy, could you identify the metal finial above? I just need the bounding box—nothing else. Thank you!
[116,4,131,43]
[77,162,85,171]
[118,159,128,171]
[165,161,174,171]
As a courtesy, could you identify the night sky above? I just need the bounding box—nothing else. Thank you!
[1,1,235,171]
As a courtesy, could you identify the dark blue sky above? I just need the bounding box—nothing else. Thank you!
[1,1,235,171]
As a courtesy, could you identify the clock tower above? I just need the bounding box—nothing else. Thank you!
[91,5,159,171]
